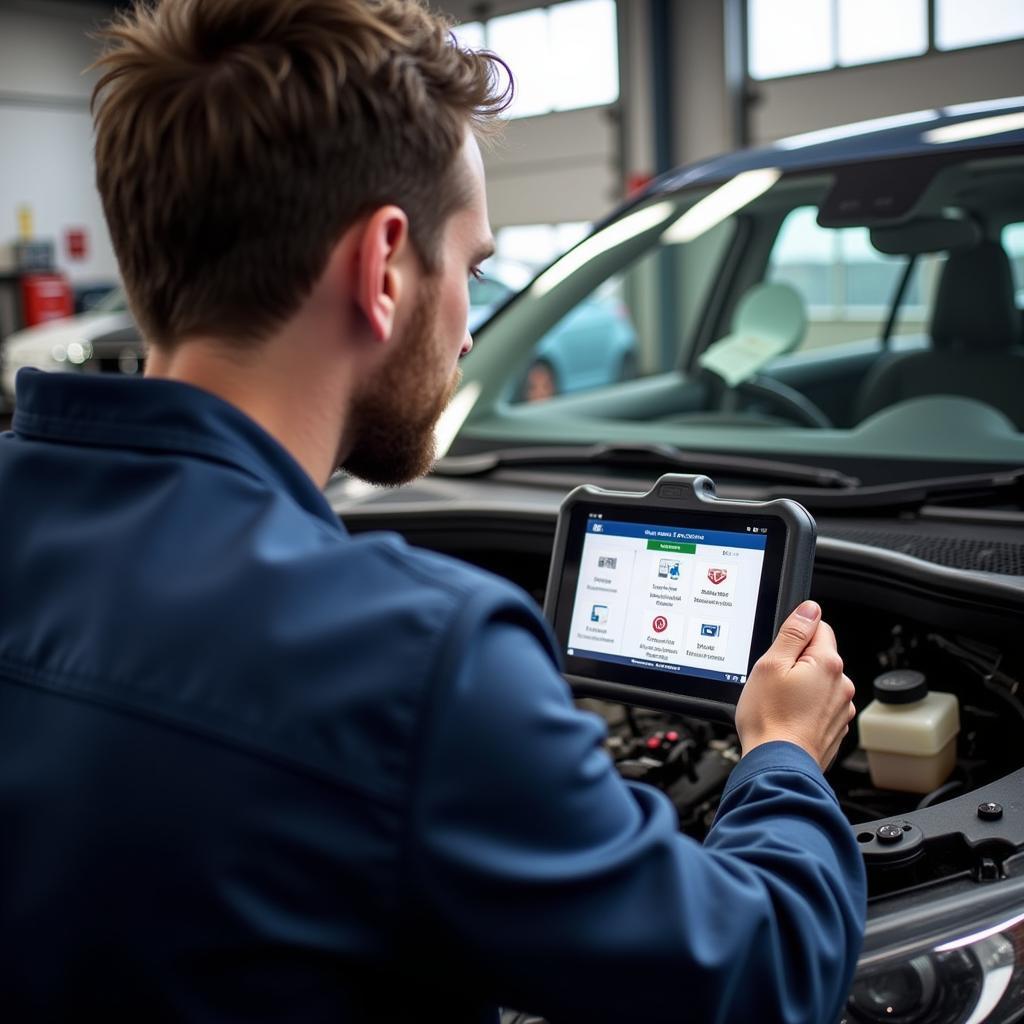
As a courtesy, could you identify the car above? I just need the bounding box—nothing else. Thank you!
[470,259,638,401]
[329,98,1024,1024]
[1,287,145,406]
[73,282,121,315]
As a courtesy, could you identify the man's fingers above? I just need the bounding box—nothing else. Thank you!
[765,601,821,667]
[798,619,844,677]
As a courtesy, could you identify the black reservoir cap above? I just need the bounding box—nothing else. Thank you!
[873,669,928,704]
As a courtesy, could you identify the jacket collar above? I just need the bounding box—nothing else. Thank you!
[12,369,344,532]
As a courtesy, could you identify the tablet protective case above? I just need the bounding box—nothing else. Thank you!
[543,473,817,721]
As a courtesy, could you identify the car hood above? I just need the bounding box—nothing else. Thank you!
[4,311,135,355]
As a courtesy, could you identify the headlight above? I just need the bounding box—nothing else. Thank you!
[843,908,1024,1024]
[67,341,88,364]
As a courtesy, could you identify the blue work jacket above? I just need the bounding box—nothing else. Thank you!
[0,369,865,1022]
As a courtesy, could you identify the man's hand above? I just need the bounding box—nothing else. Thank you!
[736,601,856,771]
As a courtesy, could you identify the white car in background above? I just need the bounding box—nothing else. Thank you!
[1,288,143,406]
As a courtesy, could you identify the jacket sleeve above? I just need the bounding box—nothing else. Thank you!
[403,594,866,1024]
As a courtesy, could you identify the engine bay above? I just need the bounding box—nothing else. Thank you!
[333,472,1024,913]
[582,611,1024,904]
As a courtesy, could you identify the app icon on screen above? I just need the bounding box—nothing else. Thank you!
[658,559,680,579]
[700,623,721,637]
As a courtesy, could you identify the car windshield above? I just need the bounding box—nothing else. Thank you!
[450,144,1024,484]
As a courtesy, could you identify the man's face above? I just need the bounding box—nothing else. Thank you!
[342,135,494,487]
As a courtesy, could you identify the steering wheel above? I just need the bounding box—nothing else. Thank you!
[725,374,834,429]
[695,282,832,428]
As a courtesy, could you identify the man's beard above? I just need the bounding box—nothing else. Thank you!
[342,279,460,487]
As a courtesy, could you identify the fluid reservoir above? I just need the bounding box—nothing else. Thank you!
[858,670,960,794]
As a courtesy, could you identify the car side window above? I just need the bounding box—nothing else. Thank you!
[767,206,945,353]
[1002,223,1024,311]
[514,275,640,403]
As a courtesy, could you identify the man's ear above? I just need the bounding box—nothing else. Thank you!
[353,206,411,343]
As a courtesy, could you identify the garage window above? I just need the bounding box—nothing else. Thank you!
[837,0,928,66]
[936,0,1024,50]
[747,0,834,79]
[495,223,592,272]
[749,0,928,79]
[450,20,485,51]
[750,0,1024,79]
[452,1,619,120]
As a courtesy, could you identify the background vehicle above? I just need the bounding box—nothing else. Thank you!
[1,287,144,405]
[72,282,120,314]
[468,258,529,331]
[331,100,1024,1024]
[471,260,638,401]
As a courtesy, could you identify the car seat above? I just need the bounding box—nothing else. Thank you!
[854,240,1024,429]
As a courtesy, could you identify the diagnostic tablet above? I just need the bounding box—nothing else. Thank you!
[543,474,816,722]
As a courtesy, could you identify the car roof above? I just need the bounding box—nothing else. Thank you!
[647,96,1024,197]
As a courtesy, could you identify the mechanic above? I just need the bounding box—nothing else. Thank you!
[0,1,864,1021]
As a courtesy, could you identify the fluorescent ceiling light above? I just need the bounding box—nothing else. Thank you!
[531,201,676,296]
[662,168,782,245]
[775,110,938,150]
[923,112,1024,145]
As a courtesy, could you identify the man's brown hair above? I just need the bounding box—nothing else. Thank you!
[91,0,510,347]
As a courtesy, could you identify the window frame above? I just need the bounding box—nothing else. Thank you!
[452,0,620,121]
[746,0,1024,83]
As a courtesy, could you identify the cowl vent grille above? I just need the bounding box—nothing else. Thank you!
[821,527,1024,576]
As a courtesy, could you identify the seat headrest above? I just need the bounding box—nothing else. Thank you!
[930,240,1019,353]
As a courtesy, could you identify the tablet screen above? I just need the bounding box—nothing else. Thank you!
[552,503,788,706]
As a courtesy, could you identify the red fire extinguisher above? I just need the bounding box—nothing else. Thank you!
[20,273,74,328]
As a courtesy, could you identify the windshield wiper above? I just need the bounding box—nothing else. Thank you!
[434,443,860,489]
[769,467,1024,511]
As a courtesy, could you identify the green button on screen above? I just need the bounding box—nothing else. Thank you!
[646,540,697,554]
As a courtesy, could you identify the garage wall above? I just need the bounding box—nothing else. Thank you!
[0,0,116,286]
[481,106,621,226]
